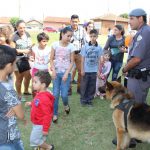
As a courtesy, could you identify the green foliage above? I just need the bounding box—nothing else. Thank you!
[10,17,20,30]
[119,13,128,19]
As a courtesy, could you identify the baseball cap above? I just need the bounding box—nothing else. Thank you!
[129,8,147,17]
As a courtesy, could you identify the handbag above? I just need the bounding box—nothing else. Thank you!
[16,57,31,73]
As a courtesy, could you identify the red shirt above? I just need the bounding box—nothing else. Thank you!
[31,91,54,132]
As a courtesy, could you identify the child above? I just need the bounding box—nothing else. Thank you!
[50,27,75,122]
[31,32,50,77]
[0,45,25,150]
[80,29,103,106]
[25,71,54,150]
[30,32,51,97]
[95,50,111,99]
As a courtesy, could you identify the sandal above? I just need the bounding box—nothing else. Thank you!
[64,105,70,114]
[50,144,54,150]
[52,115,58,123]
[23,92,32,95]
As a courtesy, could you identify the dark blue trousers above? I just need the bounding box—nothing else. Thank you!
[80,72,97,104]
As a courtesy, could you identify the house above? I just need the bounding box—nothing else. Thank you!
[0,17,11,26]
[26,19,43,29]
[92,14,129,35]
[43,16,70,30]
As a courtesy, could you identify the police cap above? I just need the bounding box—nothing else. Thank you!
[129,8,147,17]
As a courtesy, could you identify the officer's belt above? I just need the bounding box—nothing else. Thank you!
[128,68,150,81]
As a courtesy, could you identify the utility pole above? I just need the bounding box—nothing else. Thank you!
[107,0,110,13]
[18,0,21,18]
[128,0,131,12]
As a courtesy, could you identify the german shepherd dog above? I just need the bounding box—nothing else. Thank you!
[104,77,150,150]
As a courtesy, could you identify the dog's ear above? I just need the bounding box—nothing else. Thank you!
[106,81,114,91]
[116,76,121,83]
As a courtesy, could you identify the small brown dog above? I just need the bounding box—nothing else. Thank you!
[105,77,150,150]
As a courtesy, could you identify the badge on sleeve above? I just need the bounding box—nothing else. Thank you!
[137,35,142,41]
[35,99,40,106]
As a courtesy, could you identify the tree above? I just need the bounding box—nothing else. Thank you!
[119,13,128,19]
[10,17,20,31]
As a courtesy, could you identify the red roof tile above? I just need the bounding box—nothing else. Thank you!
[44,16,70,23]
[92,13,128,22]
[0,17,11,24]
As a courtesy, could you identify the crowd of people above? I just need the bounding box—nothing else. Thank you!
[0,7,150,150]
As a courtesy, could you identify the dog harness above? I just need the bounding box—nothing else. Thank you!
[115,99,134,132]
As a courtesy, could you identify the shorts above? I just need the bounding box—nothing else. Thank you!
[30,124,47,147]
[14,56,22,71]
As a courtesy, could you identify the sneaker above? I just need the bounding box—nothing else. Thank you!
[100,95,104,99]
[87,102,93,107]
[53,115,58,123]
[64,105,70,114]
[94,92,100,98]
[50,144,54,150]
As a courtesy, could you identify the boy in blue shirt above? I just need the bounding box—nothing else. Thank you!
[80,29,103,105]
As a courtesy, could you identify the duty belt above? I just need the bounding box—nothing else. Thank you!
[128,68,150,81]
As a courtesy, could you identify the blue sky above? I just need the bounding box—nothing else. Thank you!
[0,0,149,21]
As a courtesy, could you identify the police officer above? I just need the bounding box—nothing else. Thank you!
[122,8,150,104]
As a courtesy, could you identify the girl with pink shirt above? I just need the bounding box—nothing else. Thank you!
[50,27,75,122]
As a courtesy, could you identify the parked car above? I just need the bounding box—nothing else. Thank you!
[43,27,57,33]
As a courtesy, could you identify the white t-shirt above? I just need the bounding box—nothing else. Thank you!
[51,41,76,73]
[32,45,51,70]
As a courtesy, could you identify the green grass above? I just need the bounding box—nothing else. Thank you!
[20,85,150,150]
[19,32,150,150]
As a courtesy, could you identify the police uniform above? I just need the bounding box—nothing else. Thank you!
[127,9,150,103]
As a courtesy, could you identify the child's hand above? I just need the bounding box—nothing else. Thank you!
[25,102,31,107]
[62,73,68,82]
[43,131,48,136]
[29,56,34,62]
[5,108,15,118]
[100,74,105,80]
[51,70,56,80]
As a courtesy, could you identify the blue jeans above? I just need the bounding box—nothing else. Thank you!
[53,73,71,116]
[0,139,24,150]
[111,60,122,81]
